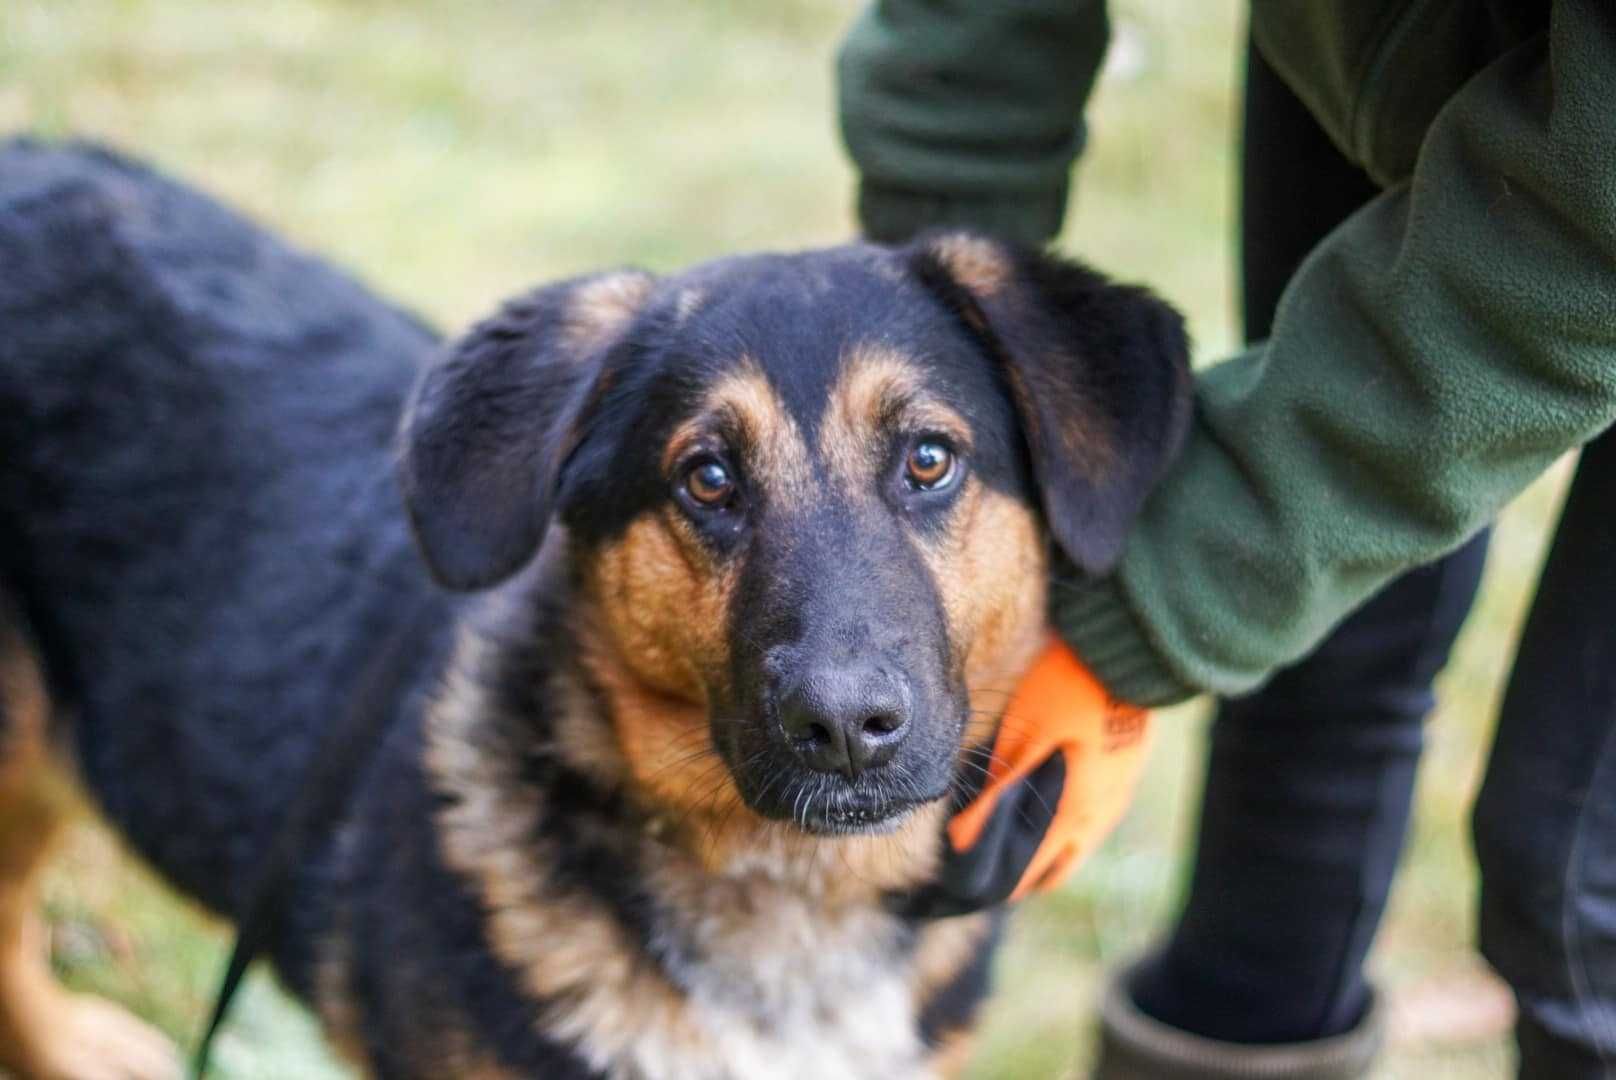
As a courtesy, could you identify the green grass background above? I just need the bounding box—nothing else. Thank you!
[2,1,1562,1076]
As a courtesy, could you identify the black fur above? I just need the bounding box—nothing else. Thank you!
[907,231,1192,573]
[399,272,650,591]
[0,138,449,916]
[916,913,1006,1050]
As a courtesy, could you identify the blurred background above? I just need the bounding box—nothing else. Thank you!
[2,1,1564,1076]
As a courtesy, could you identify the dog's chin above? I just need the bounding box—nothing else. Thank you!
[799,796,924,837]
[744,776,945,837]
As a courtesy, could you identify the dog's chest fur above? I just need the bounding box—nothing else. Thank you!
[620,858,927,1079]
[408,630,948,1080]
[498,856,932,1080]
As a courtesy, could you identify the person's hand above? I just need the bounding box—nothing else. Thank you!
[896,638,1152,918]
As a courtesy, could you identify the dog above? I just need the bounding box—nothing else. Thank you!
[0,140,1189,1079]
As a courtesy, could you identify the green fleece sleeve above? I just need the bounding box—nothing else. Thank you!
[1059,0,1616,706]
[837,0,1109,246]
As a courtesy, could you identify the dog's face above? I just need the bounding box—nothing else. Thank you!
[401,233,1189,836]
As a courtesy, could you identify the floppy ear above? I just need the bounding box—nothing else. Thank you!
[906,231,1192,574]
[398,270,655,590]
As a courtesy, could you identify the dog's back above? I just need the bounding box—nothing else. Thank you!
[0,139,446,914]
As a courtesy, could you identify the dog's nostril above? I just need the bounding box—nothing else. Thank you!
[799,720,835,747]
[862,713,901,737]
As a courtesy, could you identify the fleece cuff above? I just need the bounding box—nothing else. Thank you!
[857,181,1069,247]
[1052,569,1198,708]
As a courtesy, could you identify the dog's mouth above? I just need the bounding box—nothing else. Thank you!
[766,779,940,836]
[805,794,922,835]
[712,712,954,836]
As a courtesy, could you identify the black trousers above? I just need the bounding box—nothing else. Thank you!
[1129,41,1616,1079]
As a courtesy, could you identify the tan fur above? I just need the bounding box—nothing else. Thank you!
[940,485,1050,747]
[928,233,1011,297]
[548,655,635,790]
[678,358,816,505]
[908,917,992,1076]
[0,629,50,795]
[577,609,738,824]
[311,881,369,1073]
[561,271,656,355]
[0,622,178,1080]
[928,1030,977,1080]
[0,636,62,1077]
[909,913,993,1003]
[586,513,736,705]
[818,346,973,491]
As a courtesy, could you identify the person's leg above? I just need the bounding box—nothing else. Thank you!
[1126,529,1487,1038]
[1235,45,1378,345]
[1472,428,1616,1080]
[1096,38,1490,1075]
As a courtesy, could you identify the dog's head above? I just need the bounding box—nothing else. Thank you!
[401,232,1189,837]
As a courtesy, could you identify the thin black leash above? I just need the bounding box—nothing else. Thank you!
[191,594,444,1078]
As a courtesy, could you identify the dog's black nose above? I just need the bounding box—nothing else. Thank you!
[780,666,909,778]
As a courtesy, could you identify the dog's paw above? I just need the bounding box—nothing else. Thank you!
[3,992,179,1080]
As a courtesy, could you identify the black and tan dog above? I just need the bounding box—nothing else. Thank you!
[0,141,1188,1079]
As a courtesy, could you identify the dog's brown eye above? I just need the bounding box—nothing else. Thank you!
[905,440,955,490]
[685,459,734,506]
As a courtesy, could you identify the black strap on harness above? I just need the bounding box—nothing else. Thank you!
[191,597,442,1078]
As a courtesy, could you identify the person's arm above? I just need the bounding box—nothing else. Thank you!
[1059,0,1616,705]
[837,0,1110,246]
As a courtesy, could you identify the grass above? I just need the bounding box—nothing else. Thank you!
[2,1,1558,1075]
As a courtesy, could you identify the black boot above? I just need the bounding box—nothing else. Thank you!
[1093,964,1383,1080]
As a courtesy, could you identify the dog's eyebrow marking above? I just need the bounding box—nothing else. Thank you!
[562,271,656,353]
[819,345,972,488]
[664,357,815,502]
[927,233,1011,297]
